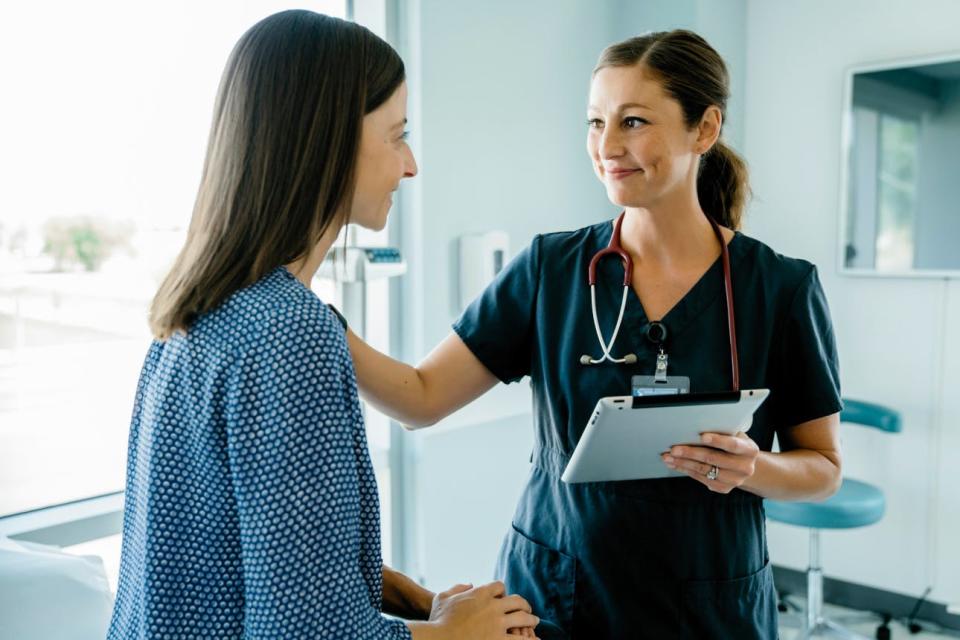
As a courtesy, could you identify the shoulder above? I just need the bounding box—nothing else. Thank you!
[733,233,819,296]
[521,219,609,267]
[192,267,342,355]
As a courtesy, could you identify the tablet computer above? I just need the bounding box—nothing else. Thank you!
[561,389,770,483]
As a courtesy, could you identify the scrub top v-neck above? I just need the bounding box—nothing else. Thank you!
[452,218,842,639]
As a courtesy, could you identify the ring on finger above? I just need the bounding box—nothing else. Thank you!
[706,464,719,481]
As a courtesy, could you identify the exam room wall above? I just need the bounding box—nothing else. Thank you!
[743,0,960,609]
[390,0,618,588]
[391,0,750,589]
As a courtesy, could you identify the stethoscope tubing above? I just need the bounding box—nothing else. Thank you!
[582,211,740,392]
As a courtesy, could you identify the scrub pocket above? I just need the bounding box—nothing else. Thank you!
[497,524,576,640]
[679,560,778,640]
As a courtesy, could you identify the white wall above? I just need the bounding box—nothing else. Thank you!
[744,0,960,608]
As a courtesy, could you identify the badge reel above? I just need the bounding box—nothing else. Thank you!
[632,321,690,396]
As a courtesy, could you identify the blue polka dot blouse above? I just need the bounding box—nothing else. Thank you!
[108,266,411,639]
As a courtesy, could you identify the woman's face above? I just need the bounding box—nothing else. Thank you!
[351,81,418,231]
[586,64,713,209]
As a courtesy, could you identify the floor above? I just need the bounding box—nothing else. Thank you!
[779,602,959,639]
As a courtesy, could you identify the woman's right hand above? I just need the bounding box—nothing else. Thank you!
[409,581,540,640]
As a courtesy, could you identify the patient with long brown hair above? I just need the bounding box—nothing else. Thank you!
[108,10,539,640]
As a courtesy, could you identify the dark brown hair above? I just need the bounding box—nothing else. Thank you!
[594,29,750,230]
[149,10,404,339]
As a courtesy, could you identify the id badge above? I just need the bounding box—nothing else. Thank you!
[632,375,690,396]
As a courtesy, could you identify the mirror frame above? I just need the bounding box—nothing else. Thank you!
[838,50,960,279]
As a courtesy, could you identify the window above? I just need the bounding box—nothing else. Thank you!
[0,2,412,579]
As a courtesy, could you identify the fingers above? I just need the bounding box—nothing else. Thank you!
[700,431,758,455]
[684,469,734,494]
[497,594,532,614]
[503,610,540,631]
[668,459,736,494]
[665,454,715,478]
[664,443,755,478]
[668,445,738,470]
[477,580,507,598]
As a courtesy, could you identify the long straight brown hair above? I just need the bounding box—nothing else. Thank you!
[149,10,404,340]
[594,30,750,230]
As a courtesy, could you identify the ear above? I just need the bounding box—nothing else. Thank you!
[695,105,723,155]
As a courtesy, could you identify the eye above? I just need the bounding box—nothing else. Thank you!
[586,118,604,129]
[623,116,649,129]
[399,130,410,141]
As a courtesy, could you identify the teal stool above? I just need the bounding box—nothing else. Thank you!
[765,399,902,639]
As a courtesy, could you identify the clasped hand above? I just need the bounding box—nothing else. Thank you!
[429,581,540,639]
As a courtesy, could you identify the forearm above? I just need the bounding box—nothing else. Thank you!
[347,330,499,429]
[741,448,842,501]
[382,565,434,621]
[346,329,437,427]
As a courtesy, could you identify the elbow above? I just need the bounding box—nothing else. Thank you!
[399,410,442,430]
[400,418,435,431]
[813,453,843,501]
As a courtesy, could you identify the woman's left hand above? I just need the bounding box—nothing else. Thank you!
[661,432,759,494]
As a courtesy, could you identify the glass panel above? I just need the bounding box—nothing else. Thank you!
[875,114,920,271]
[0,1,347,517]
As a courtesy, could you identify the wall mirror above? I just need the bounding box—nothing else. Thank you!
[840,53,960,277]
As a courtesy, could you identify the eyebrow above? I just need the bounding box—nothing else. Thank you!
[391,118,408,131]
[587,102,652,113]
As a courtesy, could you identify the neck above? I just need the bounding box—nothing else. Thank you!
[285,221,344,288]
[619,191,720,268]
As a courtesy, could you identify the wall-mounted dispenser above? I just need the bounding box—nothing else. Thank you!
[458,231,509,309]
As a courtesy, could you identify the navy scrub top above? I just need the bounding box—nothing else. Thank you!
[453,219,842,640]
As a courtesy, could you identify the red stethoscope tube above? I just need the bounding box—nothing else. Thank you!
[582,211,741,393]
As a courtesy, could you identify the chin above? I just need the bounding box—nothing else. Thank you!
[605,187,645,209]
[352,205,390,232]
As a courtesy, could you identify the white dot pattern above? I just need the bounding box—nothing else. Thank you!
[108,267,410,639]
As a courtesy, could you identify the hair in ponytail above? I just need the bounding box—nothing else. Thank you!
[594,29,750,229]
[697,140,750,230]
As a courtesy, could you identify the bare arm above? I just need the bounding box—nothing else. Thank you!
[347,329,498,428]
[664,413,843,501]
[382,565,433,620]
[744,413,843,501]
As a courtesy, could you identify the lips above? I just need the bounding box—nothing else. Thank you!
[606,167,642,179]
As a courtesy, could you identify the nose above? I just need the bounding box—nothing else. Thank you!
[598,126,624,161]
[403,145,418,179]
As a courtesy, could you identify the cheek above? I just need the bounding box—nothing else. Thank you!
[586,134,598,158]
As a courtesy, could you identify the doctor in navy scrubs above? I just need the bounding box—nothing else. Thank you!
[348,30,843,639]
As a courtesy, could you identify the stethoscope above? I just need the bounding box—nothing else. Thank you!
[579,211,741,392]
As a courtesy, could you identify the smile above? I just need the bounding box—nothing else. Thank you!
[606,168,642,180]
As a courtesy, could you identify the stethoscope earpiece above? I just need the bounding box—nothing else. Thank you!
[623,354,638,364]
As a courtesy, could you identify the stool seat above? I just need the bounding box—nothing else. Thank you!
[765,478,885,529]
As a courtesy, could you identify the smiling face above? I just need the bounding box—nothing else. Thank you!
[587,64,718,210]
[350,81,418,231]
